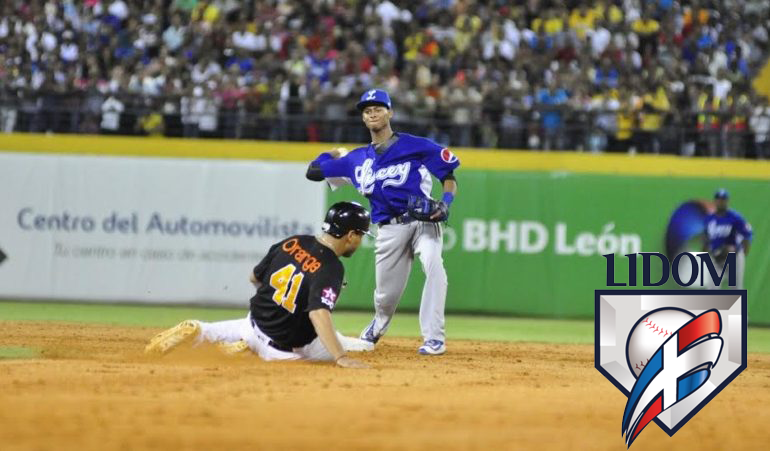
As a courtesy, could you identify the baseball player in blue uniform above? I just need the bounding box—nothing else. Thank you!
[306,89,459,355]
[703,189,752,289]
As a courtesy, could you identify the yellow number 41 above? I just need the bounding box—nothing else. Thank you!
[269,263,305,313]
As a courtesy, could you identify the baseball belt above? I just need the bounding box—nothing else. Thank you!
[377,213,415,227]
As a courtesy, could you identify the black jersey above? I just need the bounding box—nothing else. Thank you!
[250,235,345,348]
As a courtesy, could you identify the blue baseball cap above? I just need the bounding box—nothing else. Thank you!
[714,189,729,199]
[357,89,392,111]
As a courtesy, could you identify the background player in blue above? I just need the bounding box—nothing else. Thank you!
[703,189,753,289]
[306,89,459,355]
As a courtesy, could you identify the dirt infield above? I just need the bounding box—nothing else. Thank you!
[0,321,768,451]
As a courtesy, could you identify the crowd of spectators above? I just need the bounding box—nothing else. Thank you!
[1,0,770,158]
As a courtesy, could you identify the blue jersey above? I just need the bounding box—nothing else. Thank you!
[704,209,753,251]
[312,133,460,223]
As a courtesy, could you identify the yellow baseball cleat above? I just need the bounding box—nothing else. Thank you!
[144,320,200,355]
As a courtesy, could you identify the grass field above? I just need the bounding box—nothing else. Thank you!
[1,300,769,354]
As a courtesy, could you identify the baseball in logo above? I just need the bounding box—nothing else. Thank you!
[595,290,747,447]
[440,148,458,163]
[626,308,694,377]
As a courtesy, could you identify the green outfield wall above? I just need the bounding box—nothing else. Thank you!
[2,134,769,324]
[329,170,770,324]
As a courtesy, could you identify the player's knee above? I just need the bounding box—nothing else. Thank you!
[421,258,446,276]
[374,291,400,306]
[425,266,448,285]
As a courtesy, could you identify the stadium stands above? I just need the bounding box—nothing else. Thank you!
[1,0,769,157]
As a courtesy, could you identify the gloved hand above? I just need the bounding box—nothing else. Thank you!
[407,195,449,222]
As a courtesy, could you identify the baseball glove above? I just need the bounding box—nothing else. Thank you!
[407,195,448,222]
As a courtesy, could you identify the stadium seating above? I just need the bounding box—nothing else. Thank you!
[1,0,769,157]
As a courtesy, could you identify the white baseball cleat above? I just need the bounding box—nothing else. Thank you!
[418,339,446,355]
[144,320,200,355]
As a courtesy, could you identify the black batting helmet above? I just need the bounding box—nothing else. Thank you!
[322,202,372,238]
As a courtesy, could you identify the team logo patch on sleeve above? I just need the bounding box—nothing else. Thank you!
[440,148,458,163]
[321,287,338,309]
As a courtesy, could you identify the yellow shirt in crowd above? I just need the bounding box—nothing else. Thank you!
[531,17,565,34]
[640,88,671,131]
[454,15,483,33]
[604,4,624,24]
[192,4,220,23]
[569,9,597,39]
[403,33,425,61]
[632,18,660,35]
[140,113,164,136]
[616,112,634,140]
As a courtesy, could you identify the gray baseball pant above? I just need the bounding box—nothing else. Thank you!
[368,221,447,342]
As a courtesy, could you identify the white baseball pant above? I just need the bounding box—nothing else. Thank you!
[196,313,373,361]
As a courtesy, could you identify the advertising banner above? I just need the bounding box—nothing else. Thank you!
[330,170,770,324]
[0,152,324,305]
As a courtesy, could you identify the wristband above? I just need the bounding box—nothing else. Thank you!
[442,192,455,206]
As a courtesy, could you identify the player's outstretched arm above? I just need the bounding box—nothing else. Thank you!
[306,148,350,182]
[308,309,370,369]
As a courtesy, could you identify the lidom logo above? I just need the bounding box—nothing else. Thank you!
[596,253,747,447]
[604,252,736,288]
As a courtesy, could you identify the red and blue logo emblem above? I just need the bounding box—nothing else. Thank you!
[440,148,458,164]
[596,291,747,447]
